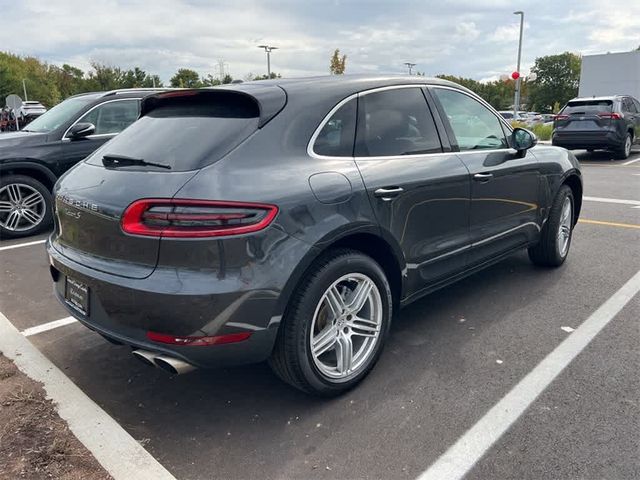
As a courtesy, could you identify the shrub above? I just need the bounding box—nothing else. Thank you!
[510,121,553,141]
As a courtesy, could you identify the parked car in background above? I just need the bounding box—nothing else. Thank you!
[498,110,526,122]
[47,76,582,396]
[0,88,165,238]
[523,112,543,125]
[552,95,640,159]
[18,101,47,122]
[541,114,555,124]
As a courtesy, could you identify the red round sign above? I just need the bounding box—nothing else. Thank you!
[511,71,520,80]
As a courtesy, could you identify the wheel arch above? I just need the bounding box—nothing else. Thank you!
[0,161,57,191]
[562,172,582,225]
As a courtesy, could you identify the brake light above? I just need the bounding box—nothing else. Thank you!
[147,331,252,346]
[121,199,278,238]
[597,112,622,119]
[554,114,569,120]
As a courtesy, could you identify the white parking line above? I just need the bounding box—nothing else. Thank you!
[0,311,177,480]
[583,196,640,206]
[417,269,640,480]
[21,316,78,337]
[0,239,46,252]
[622,157,640,166]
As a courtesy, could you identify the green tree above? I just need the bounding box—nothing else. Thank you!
[329,49,347,74]
[527,52,581,112]
[85,62,126,91]
[170,68,202,88]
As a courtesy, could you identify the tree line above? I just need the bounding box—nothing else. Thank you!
[2,49,582,113]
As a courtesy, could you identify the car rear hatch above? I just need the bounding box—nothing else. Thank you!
[554,99,616,132]
[51,87,285,279]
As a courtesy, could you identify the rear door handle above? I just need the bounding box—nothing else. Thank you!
[374,187,404,200]
[473,173,493,182]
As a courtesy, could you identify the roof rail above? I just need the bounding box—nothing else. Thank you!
[100,88,182,97]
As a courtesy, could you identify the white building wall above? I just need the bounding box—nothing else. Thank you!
[579,51,640,99]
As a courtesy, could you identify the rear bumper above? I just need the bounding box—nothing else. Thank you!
[552,130,624,150]
[46,233,310,369]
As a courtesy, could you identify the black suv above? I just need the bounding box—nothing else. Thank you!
[552,95,640,159]
[0,89,165,238]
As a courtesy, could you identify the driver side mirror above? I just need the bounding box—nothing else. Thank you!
[67,122,95,140]
[511,127,537,152]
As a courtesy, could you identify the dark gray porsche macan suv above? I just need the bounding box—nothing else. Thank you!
[47,76,583,395]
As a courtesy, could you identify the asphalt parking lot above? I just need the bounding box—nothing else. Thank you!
[1,149,639,480]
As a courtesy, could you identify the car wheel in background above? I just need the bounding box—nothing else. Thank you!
[269,249,392,396]
[0,174,53,239]
[528,185,574,267]
[615,133,632,160]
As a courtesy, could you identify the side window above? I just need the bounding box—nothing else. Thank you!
[354,88,442,157]
[432,88,508,151]
[73,100,139,136]
[633,98,640,113]
[624,98,637,113]
[313,98,356,157]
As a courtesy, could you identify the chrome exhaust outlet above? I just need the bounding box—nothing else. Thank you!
[132,349,158,367]
[154,355,196,375]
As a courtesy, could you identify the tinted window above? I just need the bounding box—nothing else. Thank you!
[86,94,259,172]
[355,88,442,157]
[433,88,508,150]
[23,95,95,133]
[313,99,356,157]
[74,100,139,136]
[562,100,613,114]
[623,98,637,113]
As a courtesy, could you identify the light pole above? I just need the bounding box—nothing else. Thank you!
[22,79,28,101]
[258,45,278,78]
[513,10,524,118]
[404,62,416,75]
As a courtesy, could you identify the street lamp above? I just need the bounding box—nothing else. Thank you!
[257,45,278,78]
[404,62,416,75]
[513,11,524,118]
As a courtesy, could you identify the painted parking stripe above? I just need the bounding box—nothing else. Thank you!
[417,269,640,480]
[622,157,640,166]
[578,219,640,229]
[0,311,177,480]
[0,239,46,252]
[583,196,640,207]
[21,316,77,337]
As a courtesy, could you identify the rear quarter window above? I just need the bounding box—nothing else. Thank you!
[86,93,260,172]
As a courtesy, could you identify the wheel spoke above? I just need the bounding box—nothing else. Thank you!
[6,184,22,203]
[335,333,353,375]
[0,201,12,212]
[22,191,43,209]
[349,316,379,337]
[346,279,373,314]
[21,208,42,225]
[5,211,21,230]
[312,324,338,357]
[324,286,345,319]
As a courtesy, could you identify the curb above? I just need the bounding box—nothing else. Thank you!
[0,311,177,480]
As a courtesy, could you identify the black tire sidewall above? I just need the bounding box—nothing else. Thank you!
[0,174,53,239]
[292,252,392,395]
[549,186,574,264]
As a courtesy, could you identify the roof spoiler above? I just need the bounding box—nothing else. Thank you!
[140,86,287,128]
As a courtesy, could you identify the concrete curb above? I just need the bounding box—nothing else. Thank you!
[0,311,177,480]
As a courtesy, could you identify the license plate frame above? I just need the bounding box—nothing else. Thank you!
[64,276,90,316]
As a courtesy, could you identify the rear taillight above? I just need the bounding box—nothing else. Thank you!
[147,331,252,346]
[597,112,622,119]
[121,199,278,238]
[554,114,569,120]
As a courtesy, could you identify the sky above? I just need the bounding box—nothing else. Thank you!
[3,0,639,83]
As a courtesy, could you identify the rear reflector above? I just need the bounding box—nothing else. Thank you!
[147,331,252,346]
[121,199,278,238]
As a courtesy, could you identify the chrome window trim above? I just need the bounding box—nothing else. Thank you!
[307,83,516,161]
[61,98,141,142]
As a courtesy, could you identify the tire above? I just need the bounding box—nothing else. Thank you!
[269,248,393,396]
[0,174,53,239]
[615,133,632,160]
[528,185,574,267]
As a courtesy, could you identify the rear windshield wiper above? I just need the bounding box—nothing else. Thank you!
[102,154,171,170]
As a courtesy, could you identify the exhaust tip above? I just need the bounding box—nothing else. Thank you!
[132,349,157,368]
[154,355,196,375]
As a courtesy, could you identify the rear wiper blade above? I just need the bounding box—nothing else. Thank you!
[102,154,171,170]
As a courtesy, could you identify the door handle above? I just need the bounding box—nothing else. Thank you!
[473,173,493,181]
[374,187,404,200]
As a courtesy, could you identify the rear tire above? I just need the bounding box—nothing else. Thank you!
[615,133,632,160]
[269,249,392,396]
[0,174,53,239]
[528,185,574,267]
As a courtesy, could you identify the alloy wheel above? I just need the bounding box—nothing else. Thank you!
[556,197,572,258]
[0,183,46,232]
[310,273,383,380]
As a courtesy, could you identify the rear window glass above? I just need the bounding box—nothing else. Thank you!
[86,94,259,172]
[562,100,613,115]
